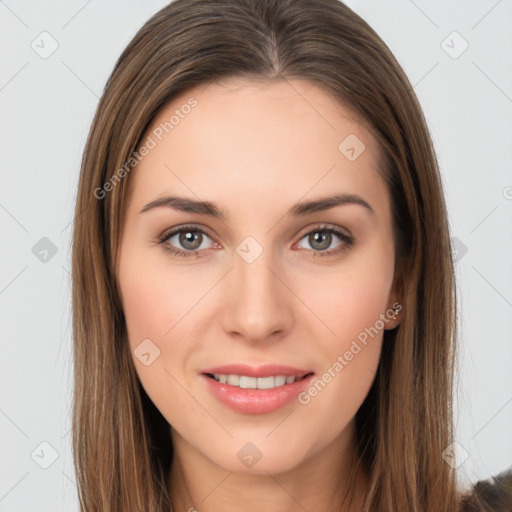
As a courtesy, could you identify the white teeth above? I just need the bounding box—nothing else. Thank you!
[211,374,302,389]
[257,376,275,389]
[227,374,240,386]
[274,376,286,386]
[239,376,257,389]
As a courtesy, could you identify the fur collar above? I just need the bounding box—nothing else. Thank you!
[459,466,512,511]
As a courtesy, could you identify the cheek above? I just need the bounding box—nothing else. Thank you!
[117,248,213,395]
[299,245,394,344]
[294,269,389,451]
[118,250,199,347]
[117,253,203,425]
[293,239,394,406]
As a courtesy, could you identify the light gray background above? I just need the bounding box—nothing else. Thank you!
[1,0,511,510]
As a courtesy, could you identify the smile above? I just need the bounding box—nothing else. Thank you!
[206,373,311,389]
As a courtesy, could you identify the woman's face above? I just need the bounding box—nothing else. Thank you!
[117,78,400,475]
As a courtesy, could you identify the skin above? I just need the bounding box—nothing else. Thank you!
[116,78,402,512]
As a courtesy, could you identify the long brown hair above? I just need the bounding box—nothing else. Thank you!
[71,0,461,510]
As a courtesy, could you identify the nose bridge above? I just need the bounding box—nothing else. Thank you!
[233,240,278,308]
[234,243,273,298]
[223,237,291,340]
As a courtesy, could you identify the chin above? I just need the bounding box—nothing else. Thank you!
[200,438,313,476]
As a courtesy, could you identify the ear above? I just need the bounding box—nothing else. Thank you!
[385,267,404,330]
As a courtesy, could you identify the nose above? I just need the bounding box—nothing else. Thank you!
[221,243,293,344]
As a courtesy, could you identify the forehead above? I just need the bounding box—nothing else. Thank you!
[125,78,387,218]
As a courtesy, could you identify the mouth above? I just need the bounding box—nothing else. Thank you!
[203,372,314,390]
[200,364,316,414]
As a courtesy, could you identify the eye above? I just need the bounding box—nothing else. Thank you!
[295,224,354,257]
[158,224,217,257]
[157,223,354,259]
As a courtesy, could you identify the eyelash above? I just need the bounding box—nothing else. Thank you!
[157,223,354,259]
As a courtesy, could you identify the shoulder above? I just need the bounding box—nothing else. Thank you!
[459,466,512,511]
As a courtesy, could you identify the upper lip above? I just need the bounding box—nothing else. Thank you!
[201,364,314,378]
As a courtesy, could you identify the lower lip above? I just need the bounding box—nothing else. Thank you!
[201,373,315,414]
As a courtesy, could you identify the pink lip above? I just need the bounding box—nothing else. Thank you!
[201,363,312,378]
[200,364,315,415]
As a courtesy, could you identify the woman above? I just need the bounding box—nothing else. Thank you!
[71,0,511,510]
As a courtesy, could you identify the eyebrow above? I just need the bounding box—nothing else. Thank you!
[139,193,375,218]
